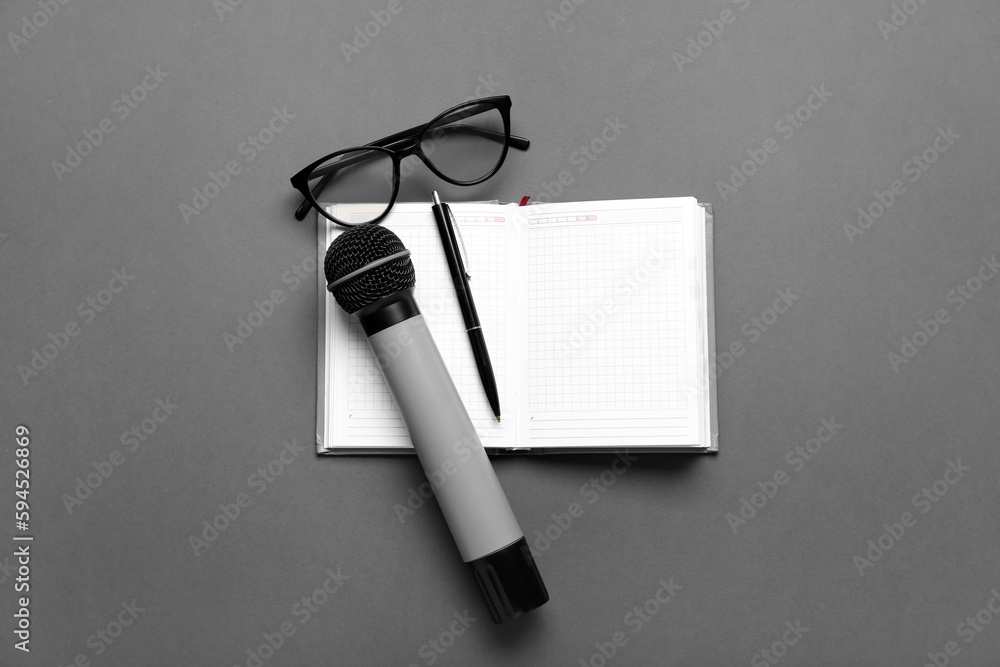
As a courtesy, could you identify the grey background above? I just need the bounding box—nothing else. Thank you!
[2,0,998,665]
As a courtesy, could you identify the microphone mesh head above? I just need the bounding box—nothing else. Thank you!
[324,224,415,313]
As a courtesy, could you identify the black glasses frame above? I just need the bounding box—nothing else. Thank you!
[290,95,529,228]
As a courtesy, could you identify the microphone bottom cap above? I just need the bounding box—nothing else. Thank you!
[468,536,549,623]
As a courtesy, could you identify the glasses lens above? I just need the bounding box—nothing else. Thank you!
[421,103,507,184]
[307,148,394,224]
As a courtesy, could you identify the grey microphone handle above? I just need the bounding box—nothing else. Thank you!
[367,314,523,562]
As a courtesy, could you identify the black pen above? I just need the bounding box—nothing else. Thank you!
[430,191,502,422]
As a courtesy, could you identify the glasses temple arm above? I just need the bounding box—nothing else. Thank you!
[435,124,529,150]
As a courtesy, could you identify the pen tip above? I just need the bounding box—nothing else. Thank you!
[432,190,441,206]
[496,416,501,423]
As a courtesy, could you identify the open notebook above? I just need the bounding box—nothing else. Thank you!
[317,197,717,454]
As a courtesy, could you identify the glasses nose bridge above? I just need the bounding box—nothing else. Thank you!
[392,136,440,175]
[389,136,420,157]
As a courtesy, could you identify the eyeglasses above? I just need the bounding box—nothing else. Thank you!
[290,96,529,228]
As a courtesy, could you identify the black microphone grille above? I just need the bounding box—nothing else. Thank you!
[325,224,416,313]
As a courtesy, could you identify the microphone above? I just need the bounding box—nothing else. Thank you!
[325,223,548,623]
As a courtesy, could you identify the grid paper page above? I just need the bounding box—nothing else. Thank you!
[524,200,702,448]
[325,204,511,450]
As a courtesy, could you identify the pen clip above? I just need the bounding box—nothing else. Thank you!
[444,203,471,280]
